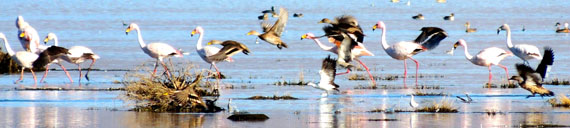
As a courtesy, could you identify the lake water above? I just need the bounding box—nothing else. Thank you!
[1,0,570,127]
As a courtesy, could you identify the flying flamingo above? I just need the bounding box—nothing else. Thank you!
[301,33,376,85]
[44,33,100,82]
[372,21,448,86]
[125,23,183,76]
[497,24,541,65]
[451,39,513,85]
[0,33,39,84]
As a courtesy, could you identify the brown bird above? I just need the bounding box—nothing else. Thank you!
[443,13,454,21]
[293,13,303,18]
[206,40,250,62]
[247,7,288,49]
[464,22,477,33]
[509,47,555,98]
[555,22,569,33]
[318,15,364,43]
[412,13,424,20]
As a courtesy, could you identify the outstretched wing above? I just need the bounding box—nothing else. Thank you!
[337,32,356,69]
[268,7,288,37]
[335,15,364,43]
[414,27,448,50]
[535,47,554,80]
[320,55,338,88]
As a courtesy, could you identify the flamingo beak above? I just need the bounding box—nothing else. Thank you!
[453,43,459,50]
[207,41,212,45]
[246,32,253,36]
[19,32,25,38]
[301,34,307,40]
[496,28,501,35]
[372,25,377,31]
[191,30,196,37]
[125,28,131,35]
[43,37,49,44]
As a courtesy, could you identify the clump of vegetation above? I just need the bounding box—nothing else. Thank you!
[274,70,309,86]
[547,95,570,107]
[123,63,222,113]
[415,98,458,113]
[412,91,448,96]
[544,78,570,85]
[348,74,367,80]
[245,95,299,100]
[354,85,443,90]
[516,123,570,127]
[483,83,518,88]
[0,51,19,74]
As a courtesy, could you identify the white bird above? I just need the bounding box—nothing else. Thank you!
[44,33,100,82]
[498,24,541,65]
[0,33,39,84]
[125,23,183,76]
[456,92,473,103]
[452,39,513,85]
[16,16,45,54]
[308,56,340,97]
[409,95,418,108]
[301,33,376,85]
[373,21,448,86]
[190,26,233,81]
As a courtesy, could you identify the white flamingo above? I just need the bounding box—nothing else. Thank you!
[0,33,39,84]
[191,26,232,80]
[372,21,448,86]
[452,39,513,85]
[44,33,100,82]
[301,33,376,85]
[16,16,45,54]
[497,24,541,65]
[125,23,183,76]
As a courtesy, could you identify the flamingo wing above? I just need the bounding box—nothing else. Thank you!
[147,43,181,57]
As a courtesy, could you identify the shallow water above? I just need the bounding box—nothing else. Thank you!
[1,0,570,127]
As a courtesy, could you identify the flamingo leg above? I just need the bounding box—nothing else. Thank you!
[159,60,171,77]
[211,63,221,91]
[78,64,82,83]
[30,69,37,84]
[488,66,493,85]
[40,65,51,83]
[85,59,96,81]
[151,61,159,76]
[497,64,510,84]
[409,57,420,86]
[336,69,350,75]
[356,59,376,85]
[403,59,408,86]
[16,67,25,83]
[59,64,74,83]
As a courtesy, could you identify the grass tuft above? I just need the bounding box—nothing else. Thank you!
[413,91,448,96]
[547,95,570,107]
[415,97,458,113]
[483,83,518,88]
[544,78,570,85]
[245,95,299,100]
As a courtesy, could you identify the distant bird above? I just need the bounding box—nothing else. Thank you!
[443,13,454,21]
[44,33,100,82]
[410,95,419,108]
[293,13,303,18]
[451,39,513,85]
[0,33,39,84]
[261,6,277,18]
[308,55,340,96]
[318,15,365,43]
[125,23,183,76]
[301,33,376,85]
[498,24,541,65]
[406,0,411,6]
[32,46,72,83]
[391,0,400,3]
[522,25,526,32]
[258,13,269,20]
[510,47,555,98]
[456,92,473,103]
[464,22,477,33]
[555,22,569,33]
[373,21,448,86]
[247,7,288,49]
[191,26,232,80]
[412,14,424,20]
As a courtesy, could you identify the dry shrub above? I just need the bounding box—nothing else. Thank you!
[0,51,20,74]
[415,97,458,113]
[548,95,570,107]
[123,62,222,112]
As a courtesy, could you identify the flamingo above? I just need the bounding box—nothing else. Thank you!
[0,33,39,84]
[451,39,513,85]
[509,47,554,98]
[191,26,232,80]
[16,16,47,54]
[44,33,100,82]
[125,23,183,76]
[307,55,339,96]
[498,24,541,65]
[301,33,376,84]
[372,21,448,86]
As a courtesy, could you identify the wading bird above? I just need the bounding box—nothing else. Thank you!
[465,22,477,33]
[44,33,100,82]
[443,13,454,21]
[498,24,541,65]
[451,39,513,85]
[1,33,39,84]
[509,47,555,98]
[412,14,424,20]
[301,33,376,84]
[16,16,41,53]
[125,23,183,76]
[32,46,71,83]
[372,21,448,86]
[308,55,339,96]
[191,26,233,80]
[247,7,288,49]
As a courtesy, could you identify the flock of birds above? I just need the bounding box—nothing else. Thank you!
[0,6,563,99]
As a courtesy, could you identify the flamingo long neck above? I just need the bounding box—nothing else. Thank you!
[134,27,146,48]
[2,37,15,56]
[461,44,474,61]
[196,32,204,50]
[52,34,59,46]
[504,26,513,48]
[380,27,389,50]
[311,38,334,52]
